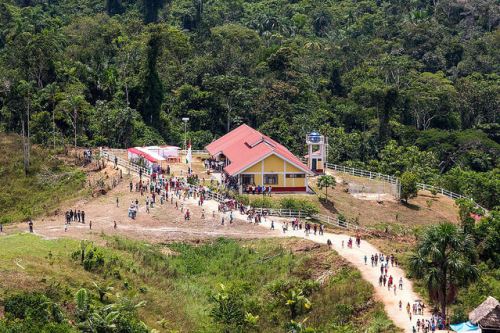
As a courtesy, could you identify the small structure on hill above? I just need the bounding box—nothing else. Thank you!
[205,124,313,193]
[305,132,327,174]
[469,296,500,333]
[127,146,180,171]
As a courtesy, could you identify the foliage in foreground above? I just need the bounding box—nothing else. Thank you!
[409,223,478,321]
[0,234,397,332]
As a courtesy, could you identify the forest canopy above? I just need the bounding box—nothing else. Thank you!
[0,0,498,207]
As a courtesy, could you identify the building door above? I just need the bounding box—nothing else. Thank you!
[312,159,317,171]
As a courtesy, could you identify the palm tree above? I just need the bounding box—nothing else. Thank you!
[282,289,311,320]
[409,223,478,320]
[316,175,336,201]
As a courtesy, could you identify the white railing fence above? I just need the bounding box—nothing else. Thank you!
[100,150,151,177]
[325,162,399,185]
[204,189,365,231]
[323,162,486,211]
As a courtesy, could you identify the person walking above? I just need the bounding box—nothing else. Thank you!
[364,255,367,265]
[116,197,119,207]
[399,277,403,290]
[113,221,117,229]
[81,211,85,224]
[89,220,92,230]
[270,220,275,230]
[28,220,33,233]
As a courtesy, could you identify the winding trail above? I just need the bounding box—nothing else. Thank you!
[188,195,438,333]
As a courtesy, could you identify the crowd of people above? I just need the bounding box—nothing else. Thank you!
[243,184,272,195]
[40,157,449,333]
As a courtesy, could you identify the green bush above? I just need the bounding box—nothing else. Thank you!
[250,197,276,208]
[235,194,250,206]
[0,320,74,333]
[72,242,106,273]
[4,292,50,322]
[279,198,319,215]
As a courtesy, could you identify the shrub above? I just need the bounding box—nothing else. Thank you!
[279,198,319,215]
[235,194,250,206]
[71,242,106,272]
[4,292,50,323]
[251,197,276,208]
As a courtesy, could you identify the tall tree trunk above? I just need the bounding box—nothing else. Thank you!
[226,102,232,133]
[125,81,129,106]
[440,269,448,321]
[52,98,56,149]
[26,94,31,166]
[73,107,77,148]
[21,118,29,176]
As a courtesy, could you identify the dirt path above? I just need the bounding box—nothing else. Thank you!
[187,197,441,333]
[3,169,439,332]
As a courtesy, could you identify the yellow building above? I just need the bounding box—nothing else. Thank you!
[206,124,313,193]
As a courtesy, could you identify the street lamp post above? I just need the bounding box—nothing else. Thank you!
[182,117,189,152]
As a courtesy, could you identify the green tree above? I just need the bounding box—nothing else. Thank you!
[456,198,484,234]
[138,27,164,128]
[142,0,166,24]
[55,82,90,148]
[316,175,336,201]
[474,209,500,267]
[400,171,418,204]
[404,71,457,130]
[209,284,257,333]
[106,0,124,16]
[409,223,478,320]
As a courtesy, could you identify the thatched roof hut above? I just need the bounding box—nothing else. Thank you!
[469,297,500,332]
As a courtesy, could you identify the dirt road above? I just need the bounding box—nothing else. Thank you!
[186,196,438,333]
[4,172,439,332]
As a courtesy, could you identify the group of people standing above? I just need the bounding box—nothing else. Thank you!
[65,209,85,224]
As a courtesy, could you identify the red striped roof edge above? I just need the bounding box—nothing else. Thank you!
[206,124,312,176]
[127,147,161,163]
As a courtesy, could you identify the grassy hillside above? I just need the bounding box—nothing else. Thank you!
[0,234,398,332]
[0,134,86,224]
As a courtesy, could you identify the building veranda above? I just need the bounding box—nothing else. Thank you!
[205,124,314,194]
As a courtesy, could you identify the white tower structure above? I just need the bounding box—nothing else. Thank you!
[306,132,327,174]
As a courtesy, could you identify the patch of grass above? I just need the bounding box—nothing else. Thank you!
[0,134,86,224]
[0,234,398,332]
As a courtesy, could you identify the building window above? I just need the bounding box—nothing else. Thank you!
[286,174,305,178]
[241,174,254,185]
[264,174,278,185]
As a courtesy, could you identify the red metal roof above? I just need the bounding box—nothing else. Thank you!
[206,124,312,176]
[127,148,158,163]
